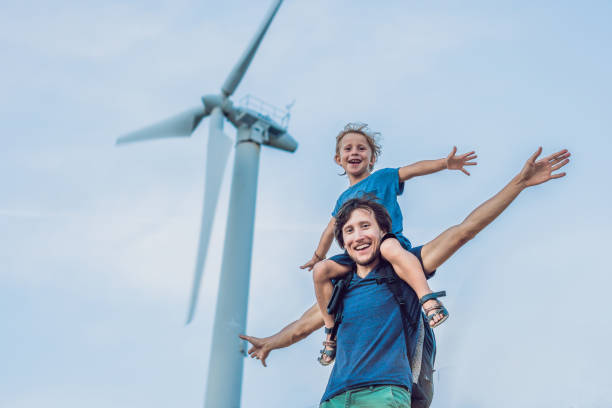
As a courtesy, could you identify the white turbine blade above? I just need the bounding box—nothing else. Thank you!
[186,108,232,324]
[116,106,206,145]
[221,0,283,97]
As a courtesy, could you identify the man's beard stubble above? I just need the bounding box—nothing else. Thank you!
[354,248,380,267]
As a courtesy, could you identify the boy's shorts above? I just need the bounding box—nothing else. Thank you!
[328,233,436,278]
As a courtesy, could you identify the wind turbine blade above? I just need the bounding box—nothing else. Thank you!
[116,106,207,145]
[221,0,283,97]
[186,108,232,324]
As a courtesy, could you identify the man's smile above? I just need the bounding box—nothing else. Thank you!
[354,242,371,252]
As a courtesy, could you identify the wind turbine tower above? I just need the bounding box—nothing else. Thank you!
[116,1,296,406]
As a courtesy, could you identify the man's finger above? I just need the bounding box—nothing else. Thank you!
[542,148,568,163]
[528,147,543,163]
[549,155,568,166]
[465,161,477,166]
[449,146,457,157]
[550,172,566,179]
[461,169,470,176]
[551,159,570,171]
[261,357,267,368]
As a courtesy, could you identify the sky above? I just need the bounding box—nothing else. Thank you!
[1,0,611,407]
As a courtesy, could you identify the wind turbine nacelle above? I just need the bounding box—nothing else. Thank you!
[265,128,297,152]
[201,94,225,114]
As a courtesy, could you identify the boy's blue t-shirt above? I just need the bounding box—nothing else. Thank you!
[320,261,416,402]
[332,168,406,239]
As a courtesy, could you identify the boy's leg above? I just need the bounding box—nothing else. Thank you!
[381,238,447,327]
[313,259,351,329]
[313,259,351,365]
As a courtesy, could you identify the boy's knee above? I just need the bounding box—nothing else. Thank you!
[313,260,331,283]
[380,237,404,261]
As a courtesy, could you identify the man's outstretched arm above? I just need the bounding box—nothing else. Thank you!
[421,147,570,273]
[239,303,324,367]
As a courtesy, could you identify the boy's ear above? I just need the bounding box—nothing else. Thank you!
[334,154,342,166]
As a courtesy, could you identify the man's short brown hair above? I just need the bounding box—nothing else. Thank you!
[334,196,392,248]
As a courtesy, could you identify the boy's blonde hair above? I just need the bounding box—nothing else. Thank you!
[335,123,382,171]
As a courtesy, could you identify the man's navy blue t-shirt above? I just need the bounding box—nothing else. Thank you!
[320,261,419,402]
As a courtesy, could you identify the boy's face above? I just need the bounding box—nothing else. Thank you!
[335,132,375,178]
[342,208,383,267]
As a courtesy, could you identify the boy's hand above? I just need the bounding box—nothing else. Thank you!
[446,146,478,176]
[300,254,323,271]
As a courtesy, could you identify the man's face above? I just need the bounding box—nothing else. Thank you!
[341,208,383,267]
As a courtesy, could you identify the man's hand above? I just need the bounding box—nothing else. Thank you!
[239,334,272,367]
[446,146,478,176]
[518,147,570,187]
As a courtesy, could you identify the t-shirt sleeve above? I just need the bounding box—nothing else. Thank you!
[395,168,405,195]
[332,195,342,217]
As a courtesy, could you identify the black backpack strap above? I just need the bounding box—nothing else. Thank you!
[376,267,415,361]
[327,269,354,342]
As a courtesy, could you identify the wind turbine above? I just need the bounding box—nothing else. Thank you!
[116,1,296,406]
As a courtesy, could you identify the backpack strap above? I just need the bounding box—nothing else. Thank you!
[327,269,354,342]
[374,267,416,360]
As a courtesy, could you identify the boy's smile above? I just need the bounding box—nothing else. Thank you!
[335,132,375,183]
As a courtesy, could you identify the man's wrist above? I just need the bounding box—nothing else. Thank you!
[314,251,325,261]
[510,174,527,191]
[442,157,449,170]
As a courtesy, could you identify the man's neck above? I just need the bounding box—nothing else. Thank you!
[355,257,381,278]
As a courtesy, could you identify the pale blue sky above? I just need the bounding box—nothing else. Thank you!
[1,1,611,407]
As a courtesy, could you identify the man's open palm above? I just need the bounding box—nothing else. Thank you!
[520,147,570,187]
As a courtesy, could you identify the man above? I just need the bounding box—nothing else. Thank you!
[240,147,570,406]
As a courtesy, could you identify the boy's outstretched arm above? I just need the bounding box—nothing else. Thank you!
[300,217,336,270]
[239,304,324,367]
[399,146,477,181]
